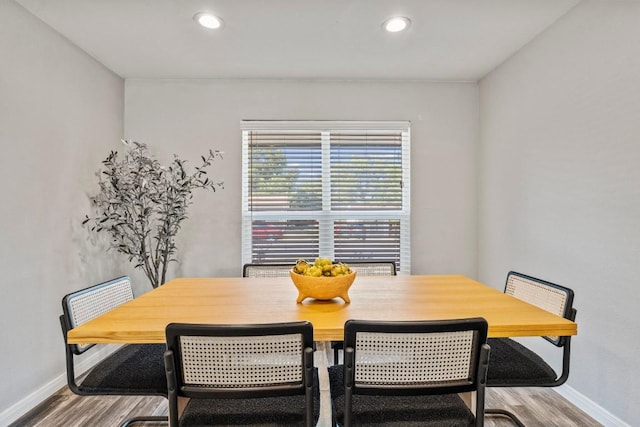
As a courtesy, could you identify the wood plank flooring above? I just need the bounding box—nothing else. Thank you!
[11,343,601,427]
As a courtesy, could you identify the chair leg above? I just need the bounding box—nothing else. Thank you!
[121,415,168,427]
[485,408,526,427]
[333,347,339,365]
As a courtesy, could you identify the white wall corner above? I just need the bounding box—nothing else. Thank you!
[556,385,630,427]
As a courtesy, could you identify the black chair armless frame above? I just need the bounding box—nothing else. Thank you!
[329,317,490,427]
[485,271,577,427]
[164,321,320,426]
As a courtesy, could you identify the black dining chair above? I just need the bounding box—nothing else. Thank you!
[330,261,397,364]
[485,271,577,427]
[328,317,490,426]
[164,321,320,426]
[59,276,168,427]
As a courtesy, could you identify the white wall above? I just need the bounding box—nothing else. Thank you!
[124,79,480,279]
[479,0,640,424]
[0,1,126,422]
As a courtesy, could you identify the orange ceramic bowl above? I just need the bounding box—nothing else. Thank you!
[290,270,356,303]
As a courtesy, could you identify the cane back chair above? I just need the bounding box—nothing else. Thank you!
[329,318,490,426]
[60,276,167,427]
[485,271,577,427]
[164,321,320,426]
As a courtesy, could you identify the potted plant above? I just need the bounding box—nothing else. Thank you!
[83,140,223,288]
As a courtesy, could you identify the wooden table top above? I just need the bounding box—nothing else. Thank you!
[66,274,577,344]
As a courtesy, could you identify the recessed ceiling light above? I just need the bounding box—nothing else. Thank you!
[194,12,223,29]
[383,17,411,33]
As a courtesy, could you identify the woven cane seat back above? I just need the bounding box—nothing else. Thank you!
[242,263,293,278]
[505,271,574,345]
[354,330,476,387]
[63,276,134,354]
[179,333,304,388]
[346,262,396,276]
[506,274,568,317]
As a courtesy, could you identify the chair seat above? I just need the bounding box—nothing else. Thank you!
[80,344,167,395]
[486,338,558,386]
[178,368,320,426]
[328,366,475,426]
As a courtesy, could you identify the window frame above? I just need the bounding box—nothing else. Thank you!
[241,120,411,273]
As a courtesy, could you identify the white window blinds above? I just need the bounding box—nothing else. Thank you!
[241,121,410,273]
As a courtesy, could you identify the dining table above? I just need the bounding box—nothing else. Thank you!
[66,274,577,344]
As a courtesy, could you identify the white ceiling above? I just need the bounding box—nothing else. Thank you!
[16,0,580,81]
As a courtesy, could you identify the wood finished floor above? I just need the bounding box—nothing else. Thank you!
[11,343,601,427]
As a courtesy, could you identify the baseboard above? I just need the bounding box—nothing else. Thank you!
[556,385,630,427]
[0,345,119,426]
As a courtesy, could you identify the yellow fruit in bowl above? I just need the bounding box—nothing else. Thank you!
[308,266,323,277]
[331,264,346,276]
[294,259,309,274]
[293,258,351,277]
[314,257,332,268]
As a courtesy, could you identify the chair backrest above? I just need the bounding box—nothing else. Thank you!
[61,276,134,354]
[505,271,576,346]
[243,261,397,278]
[340,261,396,276]
[164,321,315,424]
[242,263,293,278]
[342,318,489,424]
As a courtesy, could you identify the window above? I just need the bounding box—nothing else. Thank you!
[241,121,410,273]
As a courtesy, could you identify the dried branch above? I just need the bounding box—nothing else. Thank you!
[83,140,224,288]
